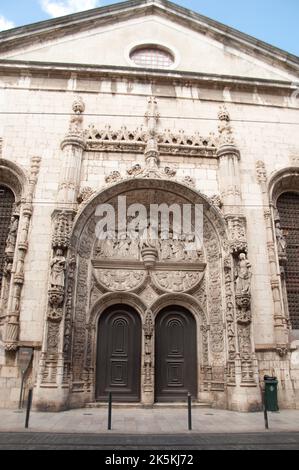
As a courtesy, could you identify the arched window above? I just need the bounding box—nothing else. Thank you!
[130,45,174,69]
[277,192,299,330]
[0,185,15,287]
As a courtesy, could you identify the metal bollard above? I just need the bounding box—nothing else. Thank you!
[25,389,33,429]
[108,392,112,430]
[263,393,269,430]
[188,393,192,431]
[264,403,269,429]
[18,374,25,409]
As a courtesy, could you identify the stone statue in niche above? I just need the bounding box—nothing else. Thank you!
[50,249,66,289]
[5,215,19,256]
[235,253,251,296]
[275,221,287,256]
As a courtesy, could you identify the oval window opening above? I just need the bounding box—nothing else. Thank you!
[130,45,174,69]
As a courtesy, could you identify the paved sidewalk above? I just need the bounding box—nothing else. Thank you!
[0,408,299,434]
[1,432,299,450]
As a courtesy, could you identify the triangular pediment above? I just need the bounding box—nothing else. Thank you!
[0,0,298,81]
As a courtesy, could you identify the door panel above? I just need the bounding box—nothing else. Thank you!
[96,305,141,402]
[155,306,197,402]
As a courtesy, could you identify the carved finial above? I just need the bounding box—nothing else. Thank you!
[218,105,234,146]
[68,97,85,135]
[145,96,160,124]
[256,160,267,184]
[144,96,160,167]
[72,96,85,115]
[255,160,267,184]
[218,105,230,122]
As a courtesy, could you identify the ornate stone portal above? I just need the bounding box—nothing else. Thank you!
[34,97,260,412]
[33,176,260,411]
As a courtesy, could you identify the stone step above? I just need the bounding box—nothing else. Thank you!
[86,402,211,409]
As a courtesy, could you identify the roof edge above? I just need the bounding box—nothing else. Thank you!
[0,0,298,73]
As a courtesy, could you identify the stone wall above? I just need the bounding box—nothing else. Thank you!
[0,68,299,410]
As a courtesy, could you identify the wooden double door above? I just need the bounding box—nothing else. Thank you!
[96,305,197,402]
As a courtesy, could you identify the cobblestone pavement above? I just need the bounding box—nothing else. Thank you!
[0,432,299,450]
[0,408,299,435]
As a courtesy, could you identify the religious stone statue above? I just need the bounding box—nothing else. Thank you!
[5,215,19,256]
[235,253,252,295]
[50,249,66,289]
[275,221,287,255]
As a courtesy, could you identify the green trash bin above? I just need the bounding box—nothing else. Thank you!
[264,376,279,412]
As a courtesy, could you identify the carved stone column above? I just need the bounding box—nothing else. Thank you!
[0,207,20,320]
[39,210,74,388]
[216,108,260,410]
[142,309,154,406]
[4,157,41,351]
[35,98,85,409]
[57,97,85,210]
[256,161,289,352]
[144,96,160,171]
[217,106,242,216]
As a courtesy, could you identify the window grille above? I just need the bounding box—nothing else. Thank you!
[277,192,299,329]
[0,185,15,288]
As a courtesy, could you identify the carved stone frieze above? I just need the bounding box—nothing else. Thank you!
[94,231,202,264]
[204,217,224,358]
[224,255,237,363]
[94,269,146,292]
[84,125,217,158]
[200,323,210,365]
[72,257,89,381]
[237,324,252,361]
[152,271,203,293]
[63,255,76,362]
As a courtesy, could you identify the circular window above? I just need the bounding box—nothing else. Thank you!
[130,45,174,69]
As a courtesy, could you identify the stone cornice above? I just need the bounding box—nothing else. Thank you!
[0,59,296,93]
[0,0,298,76]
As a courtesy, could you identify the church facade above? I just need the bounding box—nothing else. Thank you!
[0,0,299,412]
